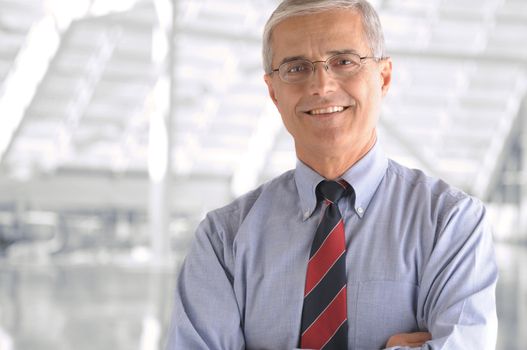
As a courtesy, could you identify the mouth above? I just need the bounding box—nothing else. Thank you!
[306,105,349,116]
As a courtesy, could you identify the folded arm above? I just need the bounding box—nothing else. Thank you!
[385,197,498,349]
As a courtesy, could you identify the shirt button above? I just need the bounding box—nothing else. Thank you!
[357,207,364,214]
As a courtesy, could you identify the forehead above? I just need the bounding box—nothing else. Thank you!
[270,9,367,61]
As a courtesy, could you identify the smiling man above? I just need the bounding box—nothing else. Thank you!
[166,1,498,349]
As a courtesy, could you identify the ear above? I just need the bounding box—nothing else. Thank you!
[379,58,392,97]
[264,74,279,106]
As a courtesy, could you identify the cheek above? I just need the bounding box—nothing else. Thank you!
[275,88,300,116]
[354,81,382,113]
[273,94,296,132]
[275,102,293,126]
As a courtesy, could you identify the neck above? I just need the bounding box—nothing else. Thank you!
[297,133,377,180]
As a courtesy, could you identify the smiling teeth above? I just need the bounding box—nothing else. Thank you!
[309,106,345,115]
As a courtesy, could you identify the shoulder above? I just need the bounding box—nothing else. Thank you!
[188,169,296,273]
[200,169,296,236]
[386,159,471,200]
[385,159,485,223]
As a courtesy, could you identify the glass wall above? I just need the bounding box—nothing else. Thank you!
[1,0,526,348]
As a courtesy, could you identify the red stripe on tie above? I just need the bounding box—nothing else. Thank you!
[304,219,345,296]
[301,286,347,349]
[337,179,348,189]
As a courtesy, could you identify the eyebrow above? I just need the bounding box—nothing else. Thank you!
[327,48,361,56]
[277,49,362,66]
[278,55,308,66]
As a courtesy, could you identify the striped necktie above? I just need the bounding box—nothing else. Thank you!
[300,180,351,349]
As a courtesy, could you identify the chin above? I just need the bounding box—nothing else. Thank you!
[313,130,350,145]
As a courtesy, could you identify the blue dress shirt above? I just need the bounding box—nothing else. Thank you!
[166,143,498,350]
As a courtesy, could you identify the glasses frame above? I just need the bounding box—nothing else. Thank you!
[270,52,387,84]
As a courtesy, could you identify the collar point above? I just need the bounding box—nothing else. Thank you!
[302,208,314,221]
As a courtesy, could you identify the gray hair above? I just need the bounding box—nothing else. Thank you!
[262,0,386,74]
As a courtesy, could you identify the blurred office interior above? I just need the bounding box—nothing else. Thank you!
[0,0,526,349]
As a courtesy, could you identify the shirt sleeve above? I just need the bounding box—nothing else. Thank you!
[384,196,499,350]
[165,214,245,350]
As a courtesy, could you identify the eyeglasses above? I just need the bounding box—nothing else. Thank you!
[270,53,386,84]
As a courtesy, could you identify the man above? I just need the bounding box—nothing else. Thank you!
[166,0,498,349]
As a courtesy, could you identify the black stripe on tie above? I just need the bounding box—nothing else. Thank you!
[321,320,348,350]
[300,253,347,334]
[310,204,341,257]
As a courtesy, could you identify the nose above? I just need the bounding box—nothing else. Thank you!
[308,62,337,96]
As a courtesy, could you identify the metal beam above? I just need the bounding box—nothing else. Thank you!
[0,173,231,215]
[147,0,178,269]
[472,80,527,200]
[478,100,524,201]
[378,117,439,176]
[388,48,527,66]
[176,24,261,44]
[518,97,527,240]
[231,102,281,197]
[0,17,61,165]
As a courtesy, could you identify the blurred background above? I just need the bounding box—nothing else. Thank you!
[0,0,526,349]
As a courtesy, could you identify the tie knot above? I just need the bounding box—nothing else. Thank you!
[317,180,350,203]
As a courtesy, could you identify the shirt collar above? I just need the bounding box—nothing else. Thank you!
[294,158,324,221]
[340,142,388,218]
[294,141,388,221]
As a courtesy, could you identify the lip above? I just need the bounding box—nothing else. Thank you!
[302,105,350,116]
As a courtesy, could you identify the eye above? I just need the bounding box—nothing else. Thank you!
[335,58,353,66]
[283,61,311,74]
[330,54,360,70]
[288,65,305,73]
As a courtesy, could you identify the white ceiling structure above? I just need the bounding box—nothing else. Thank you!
[1,0,527,241]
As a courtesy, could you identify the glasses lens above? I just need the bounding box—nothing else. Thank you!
[328,53,361,76]
[279,60,313,83]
